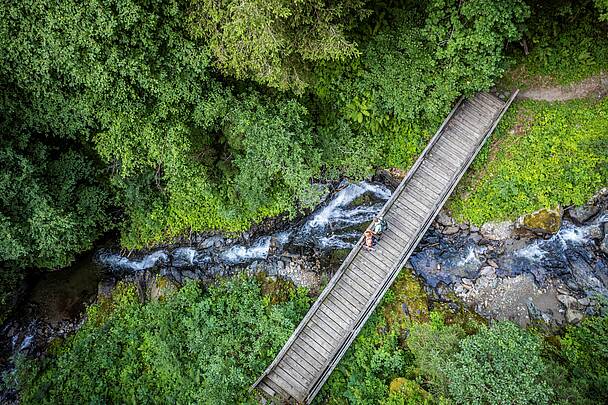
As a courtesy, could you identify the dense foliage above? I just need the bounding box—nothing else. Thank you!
[502,0,608,88]
[0,137,110,322]
[452,98,608,224]
[189,0,368,93]
[445,322,552,404]
[12,277,310,404]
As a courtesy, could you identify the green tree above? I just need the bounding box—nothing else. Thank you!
[0,138,110,322]
[445,322,552,405]
[189,0,369,93]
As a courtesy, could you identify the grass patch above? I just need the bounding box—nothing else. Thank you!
[500,2,608,89]
[450,97,608,225]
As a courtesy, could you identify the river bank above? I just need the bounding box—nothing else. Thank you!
[1,176,607,401]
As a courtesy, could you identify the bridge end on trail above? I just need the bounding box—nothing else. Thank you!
[252,90,519,404]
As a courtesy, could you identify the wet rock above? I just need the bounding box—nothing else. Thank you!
[601,235,608,256]
[480,266,496,278]
[566,309,584,324]
[557,294,577,308]
[470,225,480,233]
[487,259,498,268]
[578,297,591,306]
[436,210,454,227]
[97,278,116,298]
[480,221,514,241]
[443,226,460,235]
[569,204,600,224]
[517,207,562,235]
[462,277,473,286]
[588,225,605,240]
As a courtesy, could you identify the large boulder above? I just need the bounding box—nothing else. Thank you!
[517,207,562,235]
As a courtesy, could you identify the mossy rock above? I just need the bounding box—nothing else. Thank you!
[256,273,297,304]
[518,206,562,235]
[383,271,429,329]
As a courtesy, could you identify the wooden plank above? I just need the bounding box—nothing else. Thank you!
[281,354,315,382]
[461,101,494,120]
[441,136,474,158]
[289,343,323,371]
[437,133,472,157]
[325,290,361,319]
[307,316,342,346]
[386,209,421,235]
[445,122,479,143]
[391,199,426,222]
[417,164,451,184]
[452,114,487,134]
[423,155,459,175]
[457,111,492,131]
[263,377,292,399]
[477,93,505,109]
[258,381,275,396]
[268,370,304,401]
[333,282,368,308]
[343,272,375,295]
[292,341,325,368]
[351,262,385,283]
[300,328,333,357]
[381,222,412,243]
[314,307,346,335]
[274,364,307,395]
[431,140,468,163]
[374,238,403,258]
[295,334,330,359]
[345,269,378,291]
[410,176,443,195]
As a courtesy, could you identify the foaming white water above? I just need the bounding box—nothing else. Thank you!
[515,244,547,261]
[274,230,292,245]
[222,236,271,264]
[305,182,390,229]
[98,250,168,271]
[456,246,480,267]
[317,232,359,250]
[173,247,196,265]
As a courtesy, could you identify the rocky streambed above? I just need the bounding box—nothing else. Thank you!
[2,179,608,384]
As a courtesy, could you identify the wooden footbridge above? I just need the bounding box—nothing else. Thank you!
[252,91,518,404]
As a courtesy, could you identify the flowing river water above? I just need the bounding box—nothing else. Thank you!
[2,180,608,376]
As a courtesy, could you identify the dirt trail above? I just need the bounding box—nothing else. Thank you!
[517,72,608,101]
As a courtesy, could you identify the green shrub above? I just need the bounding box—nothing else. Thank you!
[406,312,466,398]
[560,315,608,402]
[452,98,608,224]
[12,277,310,404]
[445,322,552,405]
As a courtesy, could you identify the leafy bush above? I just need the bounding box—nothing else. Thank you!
[560,314,608,402]
[445,322,552,405]
[13,277,310,404]
[406,312,466,398]
[452,98,608,224]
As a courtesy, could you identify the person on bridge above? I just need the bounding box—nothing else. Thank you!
[372,216,388,236]
[364,229,376,251]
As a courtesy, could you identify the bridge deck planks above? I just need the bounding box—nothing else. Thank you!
[252,91,518,404]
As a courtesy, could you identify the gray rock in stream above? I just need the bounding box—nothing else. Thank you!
[601,235,608,256]
[569,204,600,224]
